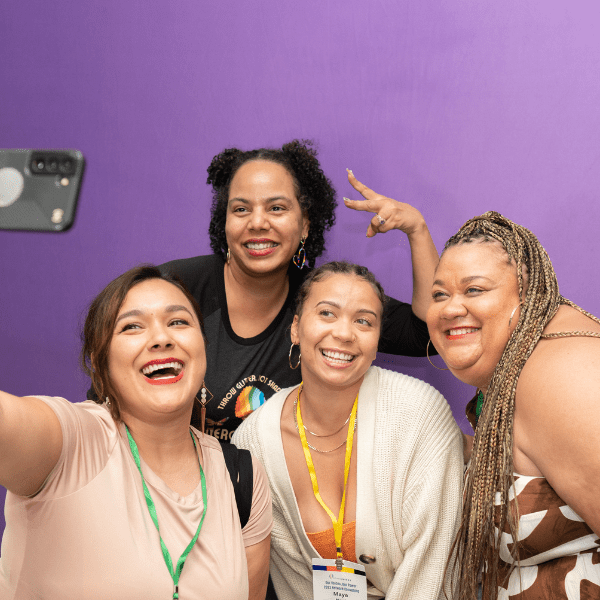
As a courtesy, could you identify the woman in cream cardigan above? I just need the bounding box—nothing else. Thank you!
[233,261,463,600]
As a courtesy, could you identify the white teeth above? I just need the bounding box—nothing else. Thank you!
[246,242,276,250]
[321,350,354,363]
[142,361,183,376]
[448,328,479,336]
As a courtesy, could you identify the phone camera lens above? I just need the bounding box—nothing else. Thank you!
[47,159,58,173]
[59,160,73,174]
[32,159,45,172]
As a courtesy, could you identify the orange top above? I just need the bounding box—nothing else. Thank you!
[306,521,357,563]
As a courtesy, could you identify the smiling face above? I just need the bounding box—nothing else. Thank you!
[427,241,522,391]
[107,278,206,423]
[225,160,309,277]
[291,273,382,393]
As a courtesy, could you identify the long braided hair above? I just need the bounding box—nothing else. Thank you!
[445,211,600,599]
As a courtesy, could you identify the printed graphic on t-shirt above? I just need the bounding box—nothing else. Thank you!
[217,375,282,412]
[235,386,266,419]
[202,374,284,441]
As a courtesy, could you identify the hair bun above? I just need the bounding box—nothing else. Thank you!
[206,148,243,188]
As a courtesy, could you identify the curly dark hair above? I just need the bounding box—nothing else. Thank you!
[207,139,337,268]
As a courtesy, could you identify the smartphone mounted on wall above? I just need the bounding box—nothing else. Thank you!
[0,149,85,232]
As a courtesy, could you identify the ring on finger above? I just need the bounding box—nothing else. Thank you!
[375,214,386,226]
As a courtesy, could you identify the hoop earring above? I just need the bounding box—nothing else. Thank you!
[508,303,522,329]
[195,383,214,434]
[289,343,301,369]
[226,248,231,264]
[427,339,449,371]
[292,236,307,269]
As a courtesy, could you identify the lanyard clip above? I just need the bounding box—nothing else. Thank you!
[173,584,179,599]
[336,550,343,571]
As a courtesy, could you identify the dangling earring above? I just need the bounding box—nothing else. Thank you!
[292,236,307,269]
[105,397,111,407]
[195,383,214,434]
[427,339,449,371]
[226,248,231,264]
[289,343,301,369]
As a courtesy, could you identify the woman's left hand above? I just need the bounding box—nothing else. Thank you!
[343,170,427,238]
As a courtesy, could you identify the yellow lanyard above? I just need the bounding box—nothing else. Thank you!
[296,386,358,570]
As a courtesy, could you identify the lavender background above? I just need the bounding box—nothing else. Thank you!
[2,0,599,540]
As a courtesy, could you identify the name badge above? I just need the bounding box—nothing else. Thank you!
[312,558,367,600]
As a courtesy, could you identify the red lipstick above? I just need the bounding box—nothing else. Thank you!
[145,371,184,385]
[244,238,278,257]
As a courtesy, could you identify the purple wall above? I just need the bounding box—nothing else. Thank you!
[2,0,600,540]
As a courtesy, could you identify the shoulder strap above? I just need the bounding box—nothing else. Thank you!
[220,442,254,528]
[540,297,600,340]
[540,330,600,339]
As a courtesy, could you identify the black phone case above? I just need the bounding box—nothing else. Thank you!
[0,149,85,232]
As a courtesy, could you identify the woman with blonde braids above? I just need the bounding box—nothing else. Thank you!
[427,211,600,600]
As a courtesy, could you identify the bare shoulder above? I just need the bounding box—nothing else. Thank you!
[514,305,600,533]
[542,303,600,335]
[516,328,600,440]
[515,304,600,456]
[519,304,600,396]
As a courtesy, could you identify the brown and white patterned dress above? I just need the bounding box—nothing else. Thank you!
[494,475,600,599]
[465,393,600,599]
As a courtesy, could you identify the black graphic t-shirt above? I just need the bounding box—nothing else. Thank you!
[158,254,432,443]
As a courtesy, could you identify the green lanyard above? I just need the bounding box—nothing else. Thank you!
[125,426,207,599]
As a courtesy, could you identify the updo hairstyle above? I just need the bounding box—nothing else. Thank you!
[207,140,336,268]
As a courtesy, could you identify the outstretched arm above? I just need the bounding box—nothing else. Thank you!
[0,391,62,496]
[343,170,438,321]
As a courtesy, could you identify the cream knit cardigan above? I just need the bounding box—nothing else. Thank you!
[233,366,463,600]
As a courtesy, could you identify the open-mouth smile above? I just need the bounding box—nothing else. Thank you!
[320,349,356,366]
[244,239,278,256]
[445,327,480,340]
[141,358,184,385]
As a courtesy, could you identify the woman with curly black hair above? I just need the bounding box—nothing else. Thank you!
[161,140,439,442]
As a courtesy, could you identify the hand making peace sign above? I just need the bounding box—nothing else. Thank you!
[343,169,427,238]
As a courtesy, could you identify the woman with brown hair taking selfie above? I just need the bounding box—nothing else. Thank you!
[0,266,272,599]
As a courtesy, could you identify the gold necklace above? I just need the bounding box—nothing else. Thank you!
[296,384,353,437]
[293,386,357,453]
